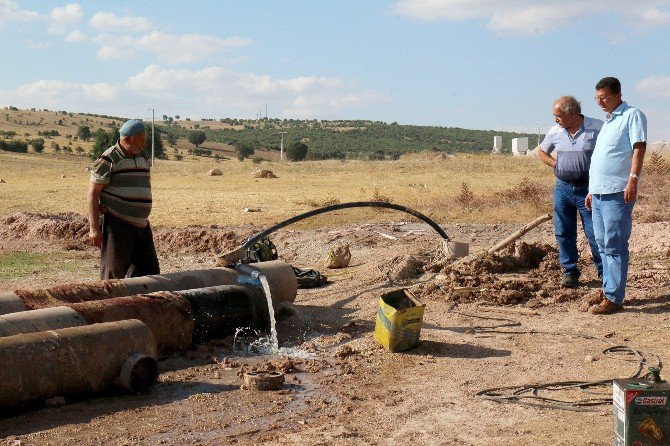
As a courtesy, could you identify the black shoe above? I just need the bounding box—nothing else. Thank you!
[561,274,579,288]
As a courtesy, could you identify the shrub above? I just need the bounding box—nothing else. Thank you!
[235,140,256,160]
[29,138,45,153]
[286,141,308,161]
[0,139,28,153]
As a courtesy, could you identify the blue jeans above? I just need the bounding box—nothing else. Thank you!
[591,192,634,305]
[553,179,603,278]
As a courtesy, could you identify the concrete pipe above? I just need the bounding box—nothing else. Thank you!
[3,267,241,315]
[0,306,86,337]
[0,319,158,411]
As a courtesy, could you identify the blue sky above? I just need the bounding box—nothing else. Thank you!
[1,0,670,141]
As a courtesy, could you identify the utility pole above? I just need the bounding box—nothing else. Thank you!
[147,108,155,166]
[537,122,541,147]
[279,131,287,161]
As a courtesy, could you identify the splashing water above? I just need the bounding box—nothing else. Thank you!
[232,327,315,358]
[258,274,279,353]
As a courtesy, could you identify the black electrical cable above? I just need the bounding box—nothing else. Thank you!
[452,311,663,412]
[239,201,449,251]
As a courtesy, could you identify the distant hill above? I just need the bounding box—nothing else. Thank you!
[0,107,540,160]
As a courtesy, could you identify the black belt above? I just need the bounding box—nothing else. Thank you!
[565,179,588,186]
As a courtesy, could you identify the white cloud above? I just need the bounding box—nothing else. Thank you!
[48,3,82,34]
[0,65,389,121]
[89,12,153,33]
[96,36,136,60]
[138,32,252,64]
[392,0,670,34]
[126,65,391,118]
[65,29,86,42]
[94,31,252,64]
[0,0,39,25]
[635,75,670,98]
[0,80,120,111]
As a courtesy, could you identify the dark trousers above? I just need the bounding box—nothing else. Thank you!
[100,213,160,280]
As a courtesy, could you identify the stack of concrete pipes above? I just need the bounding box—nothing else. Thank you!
[0,261,297,411]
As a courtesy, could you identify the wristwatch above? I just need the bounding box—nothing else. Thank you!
[629,173,640,180]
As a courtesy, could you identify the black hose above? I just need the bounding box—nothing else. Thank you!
[240,201,449,251]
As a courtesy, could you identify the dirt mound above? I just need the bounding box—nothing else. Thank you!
[413,242,591,307]
[0,212,89,250]
[0,212,250,256]
[153,226,249,255]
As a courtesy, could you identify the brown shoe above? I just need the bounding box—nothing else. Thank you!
[586,289,605,306]
[589,298,623,315]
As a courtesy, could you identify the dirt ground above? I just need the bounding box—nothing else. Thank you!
[2,212,670,445]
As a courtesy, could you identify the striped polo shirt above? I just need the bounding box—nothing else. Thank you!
[90,142,152,227]
[540,116,603,183]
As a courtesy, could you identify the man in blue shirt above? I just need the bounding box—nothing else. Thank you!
[586,77,647,315]
[538,96,603,288]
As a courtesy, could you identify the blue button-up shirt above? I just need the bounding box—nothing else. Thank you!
[540,116,603,182]
[589,102,647,194]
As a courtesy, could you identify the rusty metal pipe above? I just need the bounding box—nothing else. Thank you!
[0,319,158,411]
[1,267,241,316]
[2,262,296,316]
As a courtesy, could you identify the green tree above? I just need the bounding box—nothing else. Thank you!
[145,127,166,159]
[286,141,308,161]
[30,138,45,153]
[89,128,119,160]
[77,125,92,141]
[188,130,206,147]
[235,140,256,161]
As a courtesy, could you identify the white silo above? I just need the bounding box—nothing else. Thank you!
[492,136,502,153]
[511,137,528,156]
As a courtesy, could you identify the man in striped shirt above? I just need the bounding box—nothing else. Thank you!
[87,119,160,279]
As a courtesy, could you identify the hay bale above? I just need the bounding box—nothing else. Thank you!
[251,169,277,178]
[208,168,223,176]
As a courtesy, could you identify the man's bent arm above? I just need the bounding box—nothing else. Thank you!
[87,182,105,247]
[536,147,556,169]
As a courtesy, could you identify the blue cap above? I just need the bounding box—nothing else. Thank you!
[119,119,146,137]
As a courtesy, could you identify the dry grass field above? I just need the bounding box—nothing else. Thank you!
[0,150,554,229]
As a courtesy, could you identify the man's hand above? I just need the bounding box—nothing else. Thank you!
[624,179,638,203]
[89,227,102,248]
[585,193,592,211]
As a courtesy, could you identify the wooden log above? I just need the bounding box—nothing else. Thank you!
[487,213,551,254]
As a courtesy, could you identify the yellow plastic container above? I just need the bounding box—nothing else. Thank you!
[374,289,425,352]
